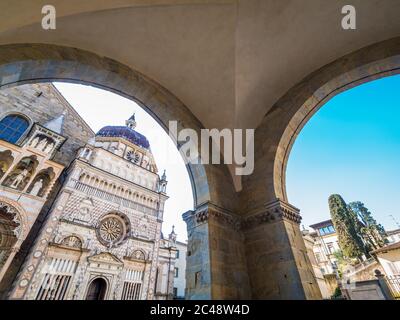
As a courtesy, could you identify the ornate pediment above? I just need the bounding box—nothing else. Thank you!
[87,252,123,265]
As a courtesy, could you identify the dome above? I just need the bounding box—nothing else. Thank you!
[96,125,150,149]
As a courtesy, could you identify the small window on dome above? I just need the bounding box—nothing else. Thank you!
[127,150,140,164]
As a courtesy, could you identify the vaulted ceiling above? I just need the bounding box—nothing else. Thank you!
[1,0,399,132]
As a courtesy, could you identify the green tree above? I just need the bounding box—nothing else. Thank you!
[348,201,387,249]
[328,194,366,261]
[332,249,347,275]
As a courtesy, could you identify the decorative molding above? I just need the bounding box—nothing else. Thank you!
[87,252,123,265]
[183,203,241,231]
[242,199,302,230]
[184,200,302,231]
[60,235,83,249]
[0,196,28,239]
[24,123,66,160]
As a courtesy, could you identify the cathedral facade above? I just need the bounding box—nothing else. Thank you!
[0,83,178,300]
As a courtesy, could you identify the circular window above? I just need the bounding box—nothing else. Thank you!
[126,150,140,164]
[96,214,128,247]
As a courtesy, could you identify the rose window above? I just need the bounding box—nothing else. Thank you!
[97,216,126,247]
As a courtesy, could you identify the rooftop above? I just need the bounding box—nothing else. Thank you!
[309,219,333,230]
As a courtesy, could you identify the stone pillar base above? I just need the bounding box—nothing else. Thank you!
[183,200,322,300]
[242,199,322,299]
[183,202,251,299]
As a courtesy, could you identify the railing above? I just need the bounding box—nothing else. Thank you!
[386,274,400,299]
[71,179,159,217]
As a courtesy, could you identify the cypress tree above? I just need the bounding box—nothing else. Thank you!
[328,194,366,261]
[348,201,387,248]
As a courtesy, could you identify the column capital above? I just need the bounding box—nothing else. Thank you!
[242,198,302,230]
[183,202,241,231]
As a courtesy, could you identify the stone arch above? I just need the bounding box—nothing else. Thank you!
[0,150,14,179]
[0,111,32,127]
[2,155,38,191]
[0,197,28,243]
[26,167,55,197]
[85,276,109,300]
[0,111,32,144]
[29,134,55,153]
[0,43,237,211]
[0,197,28,281]
[131,249,146,261]
[60,235,83,249]
[241,36,400,212]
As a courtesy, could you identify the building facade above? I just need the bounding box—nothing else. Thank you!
[372,242,400,299]
[307,219,400,276]
[304,218,400,298]
[386,229,400,244]
[308,220,340,276]
[302,229,331,299]
[0,83,177,300]
[173,239,187,299]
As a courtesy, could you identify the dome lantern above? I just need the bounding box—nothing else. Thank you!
[125,113,136,129]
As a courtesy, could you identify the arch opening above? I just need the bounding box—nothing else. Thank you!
[0,202,21,273]
[85,278,108,300]
[241,37,400,214]
[2,155,38,191]
[0,43,235,211]
[286,74,400,229]
[0,150,14,179]
[0,43,230,300]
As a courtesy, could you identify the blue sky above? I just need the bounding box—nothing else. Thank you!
[286,75,400,231]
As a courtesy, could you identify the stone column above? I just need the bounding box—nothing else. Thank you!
[183,202,251,299]
[146,220,162,300]
[242,199,322,299]
[141,260,152,300]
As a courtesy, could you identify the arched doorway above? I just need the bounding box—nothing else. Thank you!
[85,278,107,300]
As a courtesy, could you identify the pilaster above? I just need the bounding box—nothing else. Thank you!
[7,190,72,299]
[242,199,322,299]
[183,202,251,299]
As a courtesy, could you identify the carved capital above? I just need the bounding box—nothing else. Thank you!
[242,199,302,230]
[183,203,241,231]
[184,200,302,231]
[272,200,302,224]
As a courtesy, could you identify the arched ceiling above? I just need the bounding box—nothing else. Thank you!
[1,0,399,192]
[1,0,400,131]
